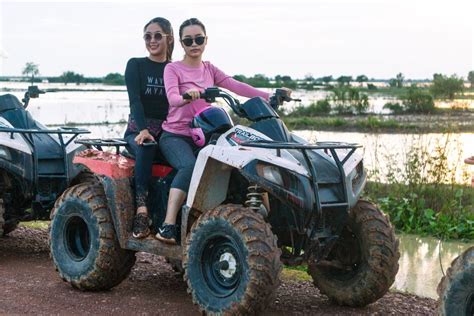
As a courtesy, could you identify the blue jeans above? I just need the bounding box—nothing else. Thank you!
[125,133,161,208]
[159,131,199,193]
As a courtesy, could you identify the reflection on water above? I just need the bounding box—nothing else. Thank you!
[294,130,473,184]
[393,234,474,298]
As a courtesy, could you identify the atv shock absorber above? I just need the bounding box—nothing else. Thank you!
[245,184,269,218]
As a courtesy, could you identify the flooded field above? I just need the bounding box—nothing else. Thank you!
[394,234,474,298]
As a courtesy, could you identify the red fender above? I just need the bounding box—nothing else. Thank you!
[73,149,173,179]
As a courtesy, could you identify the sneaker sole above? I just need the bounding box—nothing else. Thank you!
[155,233,176,245]
[133,230,150,239]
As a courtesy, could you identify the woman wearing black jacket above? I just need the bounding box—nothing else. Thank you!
[124,17,174,238]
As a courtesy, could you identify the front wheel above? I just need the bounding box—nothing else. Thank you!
[308,200,400,307]
[50,183,136,290]
[183,204,281,315]
[437,246,474,316]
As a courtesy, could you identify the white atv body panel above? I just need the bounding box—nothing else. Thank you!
[186,125,310,211]
[0,117,32,154]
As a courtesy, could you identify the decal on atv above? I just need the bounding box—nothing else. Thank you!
[226,127,263,146]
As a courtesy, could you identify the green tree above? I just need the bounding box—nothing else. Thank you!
[233,74,247,82]
[431,73,464,100]
[103,73,125,85]
[60,71,79,85]
[468,71,474,88]
[320,76,333,85]
[388,79,397,88]
[336,75,352,86]
[356,75,368,86]
[22,62,39,84]
[74,73,84,85]
[396,73,404,88]
[402,86,434,113]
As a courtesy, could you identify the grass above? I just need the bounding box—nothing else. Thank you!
[20,220,49,230]
[365,132,474,240]
[282,266,312,281]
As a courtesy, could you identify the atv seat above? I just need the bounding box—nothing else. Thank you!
[74,149,173,179]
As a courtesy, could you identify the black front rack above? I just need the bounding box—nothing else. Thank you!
[241,140,362,219]
[0,127,90,199]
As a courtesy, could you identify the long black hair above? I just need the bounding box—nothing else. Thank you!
[144,17,174,61]
[179,18,206,39]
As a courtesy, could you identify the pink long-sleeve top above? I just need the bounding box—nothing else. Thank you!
[162,60,270,137]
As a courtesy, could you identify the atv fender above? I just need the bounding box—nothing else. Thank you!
[186,144,308,212]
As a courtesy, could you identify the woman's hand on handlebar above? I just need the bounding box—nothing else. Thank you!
[280,87,292,97]
[183,89,201,102]
[135,129,155,145]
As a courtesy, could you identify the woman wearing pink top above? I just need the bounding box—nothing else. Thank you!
[156,18,290,243]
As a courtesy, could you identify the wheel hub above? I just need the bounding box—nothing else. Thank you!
[218,252,237,278]
[202,237,243,298]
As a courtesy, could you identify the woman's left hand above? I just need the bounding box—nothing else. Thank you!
[280,87,292,97]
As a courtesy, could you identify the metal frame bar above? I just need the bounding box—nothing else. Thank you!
[241,140,360,233]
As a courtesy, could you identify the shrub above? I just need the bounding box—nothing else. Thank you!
[290,99,331,116]
[383,102,404,114]
[402,87,435,113]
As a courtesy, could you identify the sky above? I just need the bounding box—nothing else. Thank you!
[0,0,473,79]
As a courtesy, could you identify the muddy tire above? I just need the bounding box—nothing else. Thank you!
[308,200,400,307]
[50,183,136,291]
[0,198,4,237]
[183,204,281,315]
[3,219,19,236]
[70,170,100,186]
[437,246,474,316]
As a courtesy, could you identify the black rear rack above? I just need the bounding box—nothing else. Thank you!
[0,127,90,147]
[75,138,157,154]
[241,140,362,219]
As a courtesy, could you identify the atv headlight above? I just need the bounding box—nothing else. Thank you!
[256,164,284,186]
[0,146,11,161]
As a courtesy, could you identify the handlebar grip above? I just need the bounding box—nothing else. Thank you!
[183,92,205,100]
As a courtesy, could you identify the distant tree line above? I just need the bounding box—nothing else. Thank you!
[5,62,474,95]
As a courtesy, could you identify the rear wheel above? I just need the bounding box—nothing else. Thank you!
[184,204,281,315]
[308,200,400,306]
[50,183,136,290]
[437,247,474,316]
[2,218,19,236]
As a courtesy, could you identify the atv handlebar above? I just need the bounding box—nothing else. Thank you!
[182,87,300,117]
[183,87,245,117]
[269,88,301,110]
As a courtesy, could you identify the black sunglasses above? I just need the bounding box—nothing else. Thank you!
[181,36,206,47]
[143,32,167,42]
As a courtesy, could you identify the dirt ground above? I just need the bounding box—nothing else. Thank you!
[0,227,437,315]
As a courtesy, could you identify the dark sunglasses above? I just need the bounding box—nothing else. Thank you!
[181,36,206,47]
[143,32,167,42]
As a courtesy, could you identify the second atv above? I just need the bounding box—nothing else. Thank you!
[0,86,90,236]
[50,88,400,314]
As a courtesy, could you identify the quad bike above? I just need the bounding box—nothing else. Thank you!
[438,247,474,316]
[437,156,474,316]
[50,87,400,314]
[0,86,90,236]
